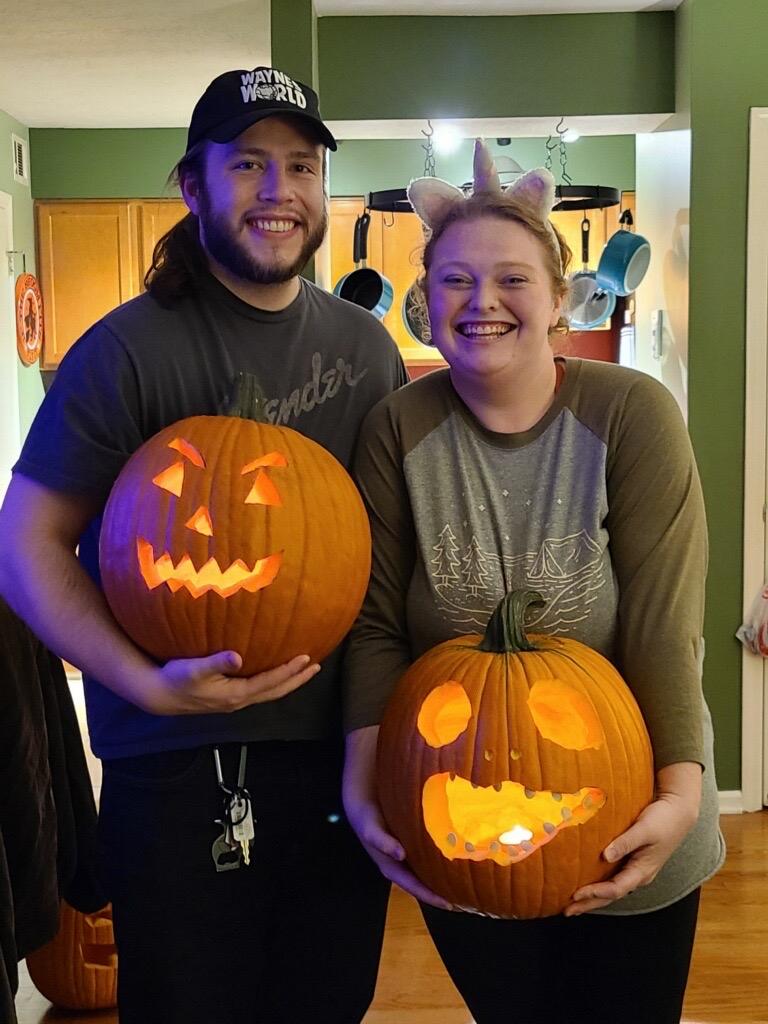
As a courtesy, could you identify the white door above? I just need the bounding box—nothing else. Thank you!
[0,191,21,503]
[744,110,768,809]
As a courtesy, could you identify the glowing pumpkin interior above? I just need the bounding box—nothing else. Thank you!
[138,437,286,599]
[419,679,607,867]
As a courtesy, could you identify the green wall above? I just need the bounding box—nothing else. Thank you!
[271,0,317,87]
[686,0,768,790]
[30,128,186,199]
[0,108,43,438]
[331,136,635,197]
[318,13,675,120]
[30,129,635,201]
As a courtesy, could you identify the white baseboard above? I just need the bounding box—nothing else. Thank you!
[719,790,748,814]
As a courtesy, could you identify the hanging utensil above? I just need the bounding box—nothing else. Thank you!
[566,216,616,331]
[596,208,651,297]
[333,211,394,320]
[332,213,363,295]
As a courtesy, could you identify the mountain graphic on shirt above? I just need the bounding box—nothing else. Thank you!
[433,528,605,634]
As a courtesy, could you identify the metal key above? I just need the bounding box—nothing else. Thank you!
[230,791,255,865]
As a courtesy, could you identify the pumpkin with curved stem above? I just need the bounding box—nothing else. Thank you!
[376,590,654,919]
[99,374,371,676]
[25,901,117,1010]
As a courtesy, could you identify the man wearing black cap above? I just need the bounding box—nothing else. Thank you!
[0,67,405,1023]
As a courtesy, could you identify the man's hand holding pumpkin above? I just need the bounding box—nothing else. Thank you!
[140,651,321,715]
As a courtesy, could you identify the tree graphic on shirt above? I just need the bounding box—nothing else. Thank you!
[461,535,491,598]
[432,524,461,586]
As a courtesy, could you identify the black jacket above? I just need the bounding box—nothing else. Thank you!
[0,599,105,1021]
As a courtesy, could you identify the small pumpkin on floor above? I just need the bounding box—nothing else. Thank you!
[25,901,117,1010]
[376,589,654,919]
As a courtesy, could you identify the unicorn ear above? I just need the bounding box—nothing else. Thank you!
[504,167,557,219]
[472,138,501,195]
[407,177,464,230]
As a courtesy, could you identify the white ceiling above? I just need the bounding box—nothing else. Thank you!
[0,1,272,129]
[0,1,680,131]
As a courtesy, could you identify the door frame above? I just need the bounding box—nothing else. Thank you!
[742,107,768,811]
[0,190,21,502]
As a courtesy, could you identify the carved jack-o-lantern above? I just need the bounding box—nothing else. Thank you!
[25,901,117,1010]
[99,378,371,675]
[376,591,654,919]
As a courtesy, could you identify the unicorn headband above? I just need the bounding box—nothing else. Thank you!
[407,139,562,273]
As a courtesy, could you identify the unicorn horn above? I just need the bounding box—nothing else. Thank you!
[472,138,502,195]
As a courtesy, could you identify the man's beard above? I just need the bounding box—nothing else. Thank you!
[197,188,327,285]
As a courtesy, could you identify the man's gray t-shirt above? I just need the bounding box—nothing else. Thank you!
[16,274,407,758]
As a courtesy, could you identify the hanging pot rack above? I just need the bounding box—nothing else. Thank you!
[365,117,619,213]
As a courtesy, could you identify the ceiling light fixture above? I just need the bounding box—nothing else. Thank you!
[432,123,462,156]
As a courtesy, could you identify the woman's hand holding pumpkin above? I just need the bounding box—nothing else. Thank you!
[135,651,321,715]
[563,761,703,916]
[344,726,453,910]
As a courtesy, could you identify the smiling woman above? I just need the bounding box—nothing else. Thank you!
[341,141,724,1024]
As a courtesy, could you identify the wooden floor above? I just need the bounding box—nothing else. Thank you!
[13,811,768,1024]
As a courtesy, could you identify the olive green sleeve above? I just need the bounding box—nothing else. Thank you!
[604,374,708,769]
[342,398,417,733]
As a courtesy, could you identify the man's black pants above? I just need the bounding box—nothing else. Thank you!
[99,740,390,1024]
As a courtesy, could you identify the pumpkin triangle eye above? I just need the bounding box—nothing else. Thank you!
[152,460,184,497]
[245,469,282,507]
[185,506,213,536]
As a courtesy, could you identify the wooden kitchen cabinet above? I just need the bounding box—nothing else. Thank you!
[131,200,189,289]
[36,198,187,368]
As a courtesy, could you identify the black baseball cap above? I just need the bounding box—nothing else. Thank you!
[186,67,337,153]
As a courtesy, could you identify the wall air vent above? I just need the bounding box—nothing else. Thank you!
[12,134,29,187]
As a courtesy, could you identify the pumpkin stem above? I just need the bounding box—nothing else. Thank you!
[478,590,546,654]
[222,372,269,421]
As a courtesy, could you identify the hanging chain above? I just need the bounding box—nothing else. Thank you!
[544,132,557,174]
[421,120,436,177]
[544,117,572,186]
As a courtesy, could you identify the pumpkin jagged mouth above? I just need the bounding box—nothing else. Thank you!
[423,772,605,867]
[137,538,282,599]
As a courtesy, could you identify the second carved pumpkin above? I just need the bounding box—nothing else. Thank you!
[376,590,654,919]
[99,375,371,676]
[25,901,117,1010]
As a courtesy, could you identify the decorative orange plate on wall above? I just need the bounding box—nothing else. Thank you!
[15,272,44,366]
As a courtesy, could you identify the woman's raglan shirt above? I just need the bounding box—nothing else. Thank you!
[344,357,724,915]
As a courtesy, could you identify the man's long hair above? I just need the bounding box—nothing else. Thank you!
[144,144,207,305]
